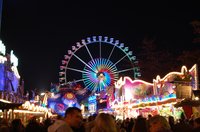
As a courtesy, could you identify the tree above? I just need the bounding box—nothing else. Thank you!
[137,37,178,82]
[177,50,200,68]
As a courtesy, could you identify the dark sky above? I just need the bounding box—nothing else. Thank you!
[0,1,200,92]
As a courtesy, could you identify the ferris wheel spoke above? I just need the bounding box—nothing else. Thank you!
[72,53,96,73]
[106,44,117,65]
[84,77,95,86]
[89,62,100,76]
[99,82,101,91]
[83,42,95,62]
[102,81,108,87]
[66,78,87,84]
[99,41,102,65]
[110,54,127,69]
[113,78,119,81]
[91,83,98,93]
[67,67,94,74]
[106,61,118,72]
[85,80,95,91]
[99,41,102,59]
[114,67,134,74]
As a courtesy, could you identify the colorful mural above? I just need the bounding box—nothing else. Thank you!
[115,77,154,101]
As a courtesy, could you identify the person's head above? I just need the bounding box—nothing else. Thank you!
[11,119,24,132]
[64,107,83,128]
[92,113,117,132]
[0,118,8,126]
[148,114,152,120]
[149,115,171,132]
[88,115,96,122]
[132,117,148,132]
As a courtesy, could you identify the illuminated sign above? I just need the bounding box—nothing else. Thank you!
[0,40,5,55]
[10,50,18,67]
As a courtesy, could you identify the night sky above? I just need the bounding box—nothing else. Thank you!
[0,1,200,92]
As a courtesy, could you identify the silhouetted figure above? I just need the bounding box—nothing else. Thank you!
[43,118,53,132]
[0,118,10,132]
[25,117,43,132]
[132,117,148,132]
[192,117,200,132]
[173,112,192,132]
[10,119,25,132]
[168,116,175,131]
[127,118,134,132]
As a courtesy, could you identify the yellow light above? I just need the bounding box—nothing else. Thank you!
[13,109,44,114]
[0,99,11,103]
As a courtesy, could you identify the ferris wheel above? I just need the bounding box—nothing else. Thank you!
[59,36,140,94]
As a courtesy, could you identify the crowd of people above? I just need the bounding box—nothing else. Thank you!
[1,107,200,132]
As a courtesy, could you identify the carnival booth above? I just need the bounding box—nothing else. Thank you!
[111,64,199,120]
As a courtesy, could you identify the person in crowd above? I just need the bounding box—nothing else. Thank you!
[25,116,43,132]
[173,112,193,132]
[84,114,97,132]
[43,118,54,132]
[189,118,194,129]
[0,118,9,132]
[91,113,118,132]
[120,118,129,132]
[48,107,83,132]
[115,119,123,132]
[10,118,25,132]
[168,116,175,131]
[148,115,172,132]
[127,118,134,132]
[192,117,200,132]
[132,116,148,132]
[147,114,152,120]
